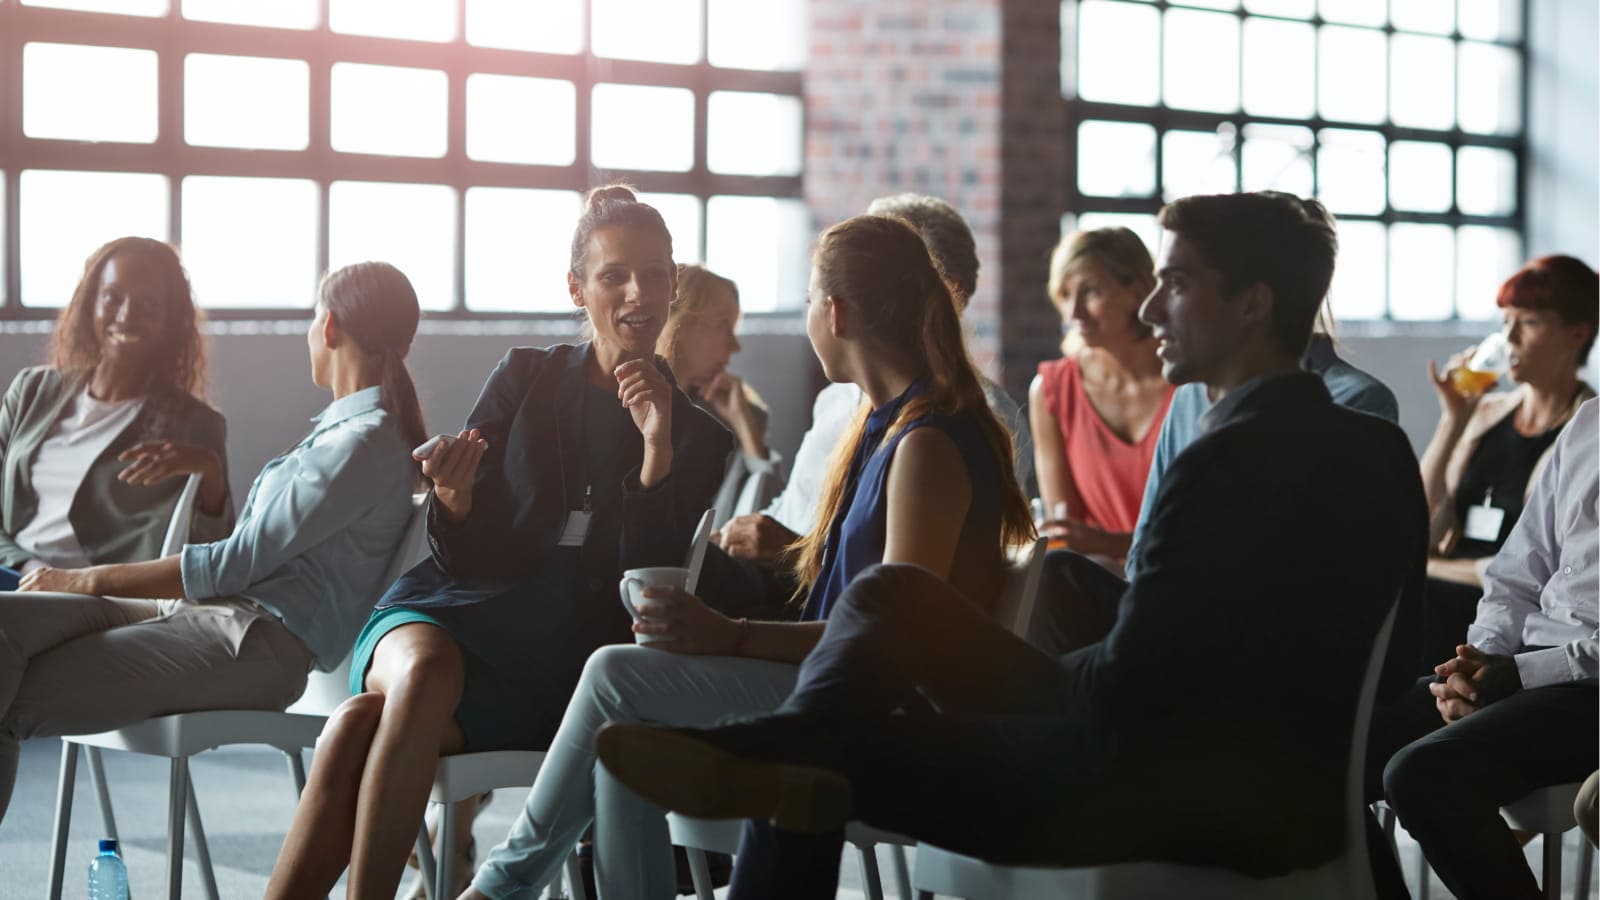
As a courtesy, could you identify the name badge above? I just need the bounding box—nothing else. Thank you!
[557,510,591,547]
[1464,502,1505,543]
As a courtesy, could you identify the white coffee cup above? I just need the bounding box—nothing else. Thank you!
[619,566,688,644]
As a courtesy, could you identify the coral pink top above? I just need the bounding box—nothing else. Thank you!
[1037,357,1174,533]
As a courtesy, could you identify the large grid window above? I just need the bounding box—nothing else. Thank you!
[0,0,806,317]
[1062,0,1526,321]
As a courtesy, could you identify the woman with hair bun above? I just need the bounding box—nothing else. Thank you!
[0,236,232,591]
[0,260,424,820]
[266,186,734,899]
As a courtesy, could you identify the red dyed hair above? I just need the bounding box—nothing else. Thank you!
[1496,255,1600,365]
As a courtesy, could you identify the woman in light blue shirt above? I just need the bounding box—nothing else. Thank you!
[0,261,425,819]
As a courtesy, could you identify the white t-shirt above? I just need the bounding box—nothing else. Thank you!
[15,389,144,568]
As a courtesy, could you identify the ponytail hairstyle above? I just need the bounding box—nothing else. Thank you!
[569,183,674,281]
[789,215,1035,591]
[317,262,428,486]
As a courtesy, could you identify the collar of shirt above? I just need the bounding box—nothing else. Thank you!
[1195,370,1330,440]
[306,385,383,439]
[863,377,926,445]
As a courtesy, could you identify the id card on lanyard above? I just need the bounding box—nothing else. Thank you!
[1463,488,1506,543]
[558,485,593,547]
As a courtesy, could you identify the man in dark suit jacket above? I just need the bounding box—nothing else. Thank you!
[593,192,1429,898]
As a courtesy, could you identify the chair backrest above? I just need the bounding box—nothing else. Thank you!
[158,473,204,557]
[733,468,782,520]
[287,492,430,716]
[995,537,1049,637]
[684,507,716,595]
[1340,596,1400,900]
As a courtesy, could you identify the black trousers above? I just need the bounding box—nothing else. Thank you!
[1380,677,1599,900]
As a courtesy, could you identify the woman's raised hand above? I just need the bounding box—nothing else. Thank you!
[418,428,488,523]
[1427,345,1480,422]
[116,440,221,487]
[615,359,673,448]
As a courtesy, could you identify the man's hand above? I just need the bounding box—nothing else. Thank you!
[18,566,100,595]
[1430,644,1523,723]
[713,514,798,568]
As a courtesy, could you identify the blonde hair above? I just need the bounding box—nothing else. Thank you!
[658,264,739,375]
[790,215,1034,592]
[1046,227,1156,354]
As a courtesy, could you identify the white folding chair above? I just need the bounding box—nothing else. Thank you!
[1501,782,1597,900]
[48,492,431,900]
[158,472,204,557]
[914,598,1401,900]
[996,537,1050,639]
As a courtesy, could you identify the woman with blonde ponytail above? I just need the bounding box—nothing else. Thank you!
[456,213,1031,900]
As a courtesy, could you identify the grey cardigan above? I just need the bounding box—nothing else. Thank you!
[0,366,234,568]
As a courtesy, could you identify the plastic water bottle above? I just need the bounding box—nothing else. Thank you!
[87,839,128,900]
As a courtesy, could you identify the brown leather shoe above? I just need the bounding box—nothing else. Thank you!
[596,722,852,834]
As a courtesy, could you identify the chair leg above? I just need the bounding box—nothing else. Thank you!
[415,819,438,900]
[1541,830,1562,900]
[284,749,308,797]
[436,798,457,900]
[186,777,221,900]
[685,847,716,900]
[85,747,119,841]
[166,757,189,900]
[890,845,912,900]
[1576,836,1594,900]
[856,844,886,900]
[563,848,589,900]
[47,741,79,900]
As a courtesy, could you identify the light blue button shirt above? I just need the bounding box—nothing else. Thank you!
[180,386,414,669]
[1126,338,1399,579]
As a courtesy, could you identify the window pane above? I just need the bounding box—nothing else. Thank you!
[331,63,448,158]
[19,170,169,307]
[707,92,803,177]
[1076,1,1160,106]
[329,181,456,311]
[1241,123,1313,195]
[1456,146,1517,216]
[22,0,165,14]
[637,192,703,266]
[182,177,318,308]
[1244,0,1314,16]
[1389,223,1455,320]
[591,84,695,172]
[1319,0,1384,26]
[330,0,454,42]
[1388,141,1453,213]
[1391,0,1454,34]
[1317,128,1386,215]
[1458,43,1521,135]
[706,197,809,312]
[1162,128,1237,201]
[463,187,580,313]
[466,0,581,53]
[1390,34,1454,130]
[1458,0,1521,41]
[708,0,805,71]
[1318,27,1386,124]
[1328,220,1386,320]
[1077,120,1156,198]
[185,55,309,150]
[1242,18,1314,119]
[592,0,700,64]
[183,0,317,28]
[466,75,576,165]
[23,43,158,143]
[1068,213,1162,261]
[1456,227,1522,320]
[1172,0,1236,8]
[1163,9,1239,112]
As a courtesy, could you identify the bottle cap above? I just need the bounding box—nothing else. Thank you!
[99,838,118,853]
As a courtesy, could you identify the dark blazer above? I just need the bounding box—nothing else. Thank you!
[1060,371,1427,872]
[380,342,735,610]
[0,366,233,568]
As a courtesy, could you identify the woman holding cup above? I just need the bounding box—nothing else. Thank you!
[1416,255,1596,662]
[459,214,1034,900]
[265,186,734,899]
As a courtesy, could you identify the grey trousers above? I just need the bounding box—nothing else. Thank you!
[472,644,798,900]
[0,590,312,816]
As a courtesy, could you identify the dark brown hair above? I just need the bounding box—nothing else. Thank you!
[49,236,206,397]
[1157,191,1338,357]
[1496,255,1599,365]
[569,184,673,280]
[791,215,1034,590]
[318,262,428,483]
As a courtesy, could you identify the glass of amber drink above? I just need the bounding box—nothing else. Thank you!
[1450,331,1508,397]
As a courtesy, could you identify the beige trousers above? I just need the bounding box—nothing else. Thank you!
[0,591,312,816]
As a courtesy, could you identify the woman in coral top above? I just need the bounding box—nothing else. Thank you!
[1029,227,1172,563]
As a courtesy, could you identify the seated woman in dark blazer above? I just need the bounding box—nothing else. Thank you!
[265,186,734,900]
[0,237,232,590]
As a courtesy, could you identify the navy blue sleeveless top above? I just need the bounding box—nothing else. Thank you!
[801,379,1007,621]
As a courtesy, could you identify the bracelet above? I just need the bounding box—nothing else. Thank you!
[732,617,749,656]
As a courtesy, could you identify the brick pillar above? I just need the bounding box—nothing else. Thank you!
[804,0,1065,397]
